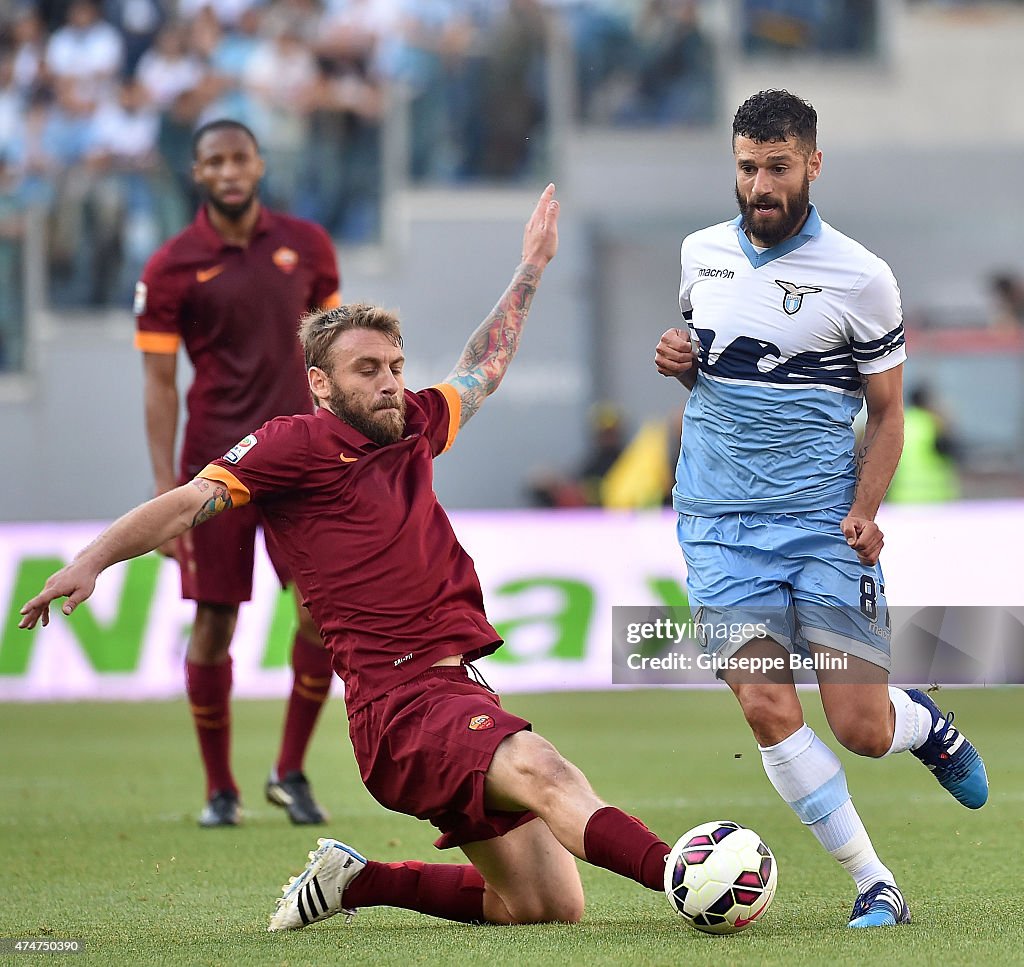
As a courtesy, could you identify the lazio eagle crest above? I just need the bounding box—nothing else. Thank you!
[775,280,823,315]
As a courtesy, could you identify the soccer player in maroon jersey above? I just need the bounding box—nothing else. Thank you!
[134,119,342,827]
[22,185,675,928]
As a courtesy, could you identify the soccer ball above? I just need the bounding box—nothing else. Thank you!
[663,820,777,934]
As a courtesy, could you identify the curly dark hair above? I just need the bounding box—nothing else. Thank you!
[732,90,817,152]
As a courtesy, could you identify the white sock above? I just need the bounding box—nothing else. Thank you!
[760,725,894,892]
[815,801,895,893]
[886,687,932,755]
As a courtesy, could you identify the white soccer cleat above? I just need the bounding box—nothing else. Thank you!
[268,838,367,932]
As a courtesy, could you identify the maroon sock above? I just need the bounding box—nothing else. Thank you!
[583,806,670,891]
[276,633,333,776]
[342,861,486,924]
[185,658,236,797]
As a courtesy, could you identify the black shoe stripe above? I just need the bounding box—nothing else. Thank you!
[303,881,322,918]
[311,875,328,911]
[297,888,310,925]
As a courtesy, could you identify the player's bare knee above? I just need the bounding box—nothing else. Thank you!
[738,690,802,746]
[505,891,584,925]
[189,602,237,662]
[833,721,889,758]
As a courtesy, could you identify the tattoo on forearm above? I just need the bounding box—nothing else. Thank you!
[190,479,232,526]
[449,263,539,423]
[853,442,869,493]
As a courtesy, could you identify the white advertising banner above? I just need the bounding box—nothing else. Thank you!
[2,503,1023,701]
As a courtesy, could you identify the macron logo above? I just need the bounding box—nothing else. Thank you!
[697,268,735,279]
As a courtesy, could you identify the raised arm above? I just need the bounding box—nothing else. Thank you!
[18,476,233,629]
[444,184,560,427]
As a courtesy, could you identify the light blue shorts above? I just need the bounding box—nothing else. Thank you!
[677,508,892,670]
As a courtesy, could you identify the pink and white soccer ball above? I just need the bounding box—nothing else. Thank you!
[663,820,778,934]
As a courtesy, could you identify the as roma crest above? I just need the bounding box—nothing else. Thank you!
[468,714,495,731]
[272,246,299,274]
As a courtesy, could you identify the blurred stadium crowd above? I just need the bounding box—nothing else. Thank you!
[0,0,910,318]
[0,0,1017,371]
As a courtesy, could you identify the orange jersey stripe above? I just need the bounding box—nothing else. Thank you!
[135,331,181,354]
[432,383,462,454]
[197,464,251,508]
[322,291,342,309]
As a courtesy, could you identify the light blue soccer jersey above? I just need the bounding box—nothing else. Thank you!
[674,205,905,516]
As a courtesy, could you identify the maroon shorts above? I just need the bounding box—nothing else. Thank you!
[178,501,292,605]
[349,665,536,849]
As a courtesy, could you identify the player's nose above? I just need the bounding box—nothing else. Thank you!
[752,168,774,195]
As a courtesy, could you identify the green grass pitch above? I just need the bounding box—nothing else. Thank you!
[1,688,1021,966]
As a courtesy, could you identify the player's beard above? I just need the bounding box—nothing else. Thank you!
[328,386,407,446]
[735,175,810,248]
[203,186,259,221]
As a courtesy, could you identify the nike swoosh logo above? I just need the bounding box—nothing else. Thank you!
[196,265,225,283]
[733,894,772,928]
[339,453,359,463]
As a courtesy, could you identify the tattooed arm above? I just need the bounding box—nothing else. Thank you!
[19,477,232,629]
[444,184,560,427]
[840,365,905,566]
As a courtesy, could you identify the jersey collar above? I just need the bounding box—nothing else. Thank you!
[194,204,275,250]
[732,203,822,269]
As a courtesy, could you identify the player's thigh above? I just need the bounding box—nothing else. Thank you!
[483,730,596,815]
[462,816,584,924]
[677,512,800,654]
[785,508,893,672]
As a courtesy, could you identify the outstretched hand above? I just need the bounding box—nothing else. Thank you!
[521,183,560,268]
[18,561,98,629]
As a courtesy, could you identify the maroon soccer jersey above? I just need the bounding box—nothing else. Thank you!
[135,206,341,476]
[199,385,502,713]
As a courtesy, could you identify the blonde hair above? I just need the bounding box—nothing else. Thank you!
[298,303,403,372]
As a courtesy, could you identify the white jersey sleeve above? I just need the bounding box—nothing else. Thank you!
[679,236,694,316]
[846,263,906,375]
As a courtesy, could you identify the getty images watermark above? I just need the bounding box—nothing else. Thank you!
[612,606,1024,686]
[618,612,850,683]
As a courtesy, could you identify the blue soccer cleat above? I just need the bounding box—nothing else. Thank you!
[906,689,989,809]
[848,882,910,928]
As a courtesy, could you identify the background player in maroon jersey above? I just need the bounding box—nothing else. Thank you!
[22,186,676,928]
[134,119,342,827]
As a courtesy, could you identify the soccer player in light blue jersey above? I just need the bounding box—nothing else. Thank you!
[655,89,989,928]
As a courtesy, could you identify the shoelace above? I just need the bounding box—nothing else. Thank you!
[852,883,901,919]
[923,712,981,782]
[935,711,959,746]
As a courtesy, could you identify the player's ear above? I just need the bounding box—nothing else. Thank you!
[807,148,822,183]
[308,366,331,405]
